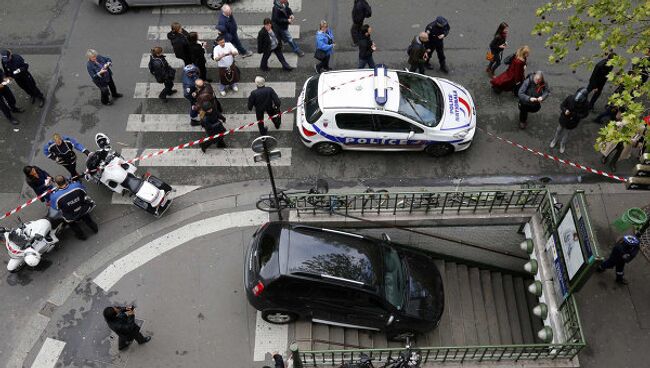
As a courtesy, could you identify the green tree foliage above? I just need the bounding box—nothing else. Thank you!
[532,0,649,152]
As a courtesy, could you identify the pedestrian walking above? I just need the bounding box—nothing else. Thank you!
[199,101,228,152]
[587,52,615,110]
[86,49,122,105]
[598,114,646,172]
[1,49,45,107]
[194,78,223,115]
[148,47,177,102]
[188,32,210,81]
[43,133,90,178]
[167,22,192,65]
[491,45,529,94]
[517,71,549,129]
[424,16,450,73]
[213,35,240,97]
[248,76,281,135]
[257,18,293,72]
[407,32,429,74]
[549,88,589,153]
[103,305,151,351]
[350,0,372,46]
[216,4,253,58]
[49,175,97,240]
[23,165,53,202]
[314,20,335,74]
[596,235,641,285]
[182,64,201,126]
[0,69,23,131]
[357,24,376,69]
[486,22,509,77]
[272,0,305,57]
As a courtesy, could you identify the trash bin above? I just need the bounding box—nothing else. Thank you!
[613,207,648,232]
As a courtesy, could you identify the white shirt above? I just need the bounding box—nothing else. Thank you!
[213,42,237,68]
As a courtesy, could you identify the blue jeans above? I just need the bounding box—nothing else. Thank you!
[278,28,301,53]
[358,55,375,69]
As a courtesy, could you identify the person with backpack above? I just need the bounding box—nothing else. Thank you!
[424,16,450,73]
[350,0,372,46]
[491,45,529,94]
[549,88,589,153]
[167,22,191,65]
[517,70,549,129]
[148,47,177,102]
[407,32,429,74]
[486,22,509,77]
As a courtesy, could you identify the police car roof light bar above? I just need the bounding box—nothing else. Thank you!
[374,64,388,106]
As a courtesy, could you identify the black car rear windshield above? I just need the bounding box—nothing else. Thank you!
[288,227,380,287]
[304,76,322,124]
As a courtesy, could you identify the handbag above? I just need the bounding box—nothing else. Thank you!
[503,53,515,65]
[485,50,494,62]
[314,49,327,61]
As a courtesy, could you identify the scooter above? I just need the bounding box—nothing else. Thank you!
[85,133,174,217]
[1,210,64,272]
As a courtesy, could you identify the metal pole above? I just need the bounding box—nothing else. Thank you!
[290,342,303,368]
[262,138,283,221]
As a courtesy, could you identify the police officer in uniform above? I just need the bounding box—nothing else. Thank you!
[596,235,640,285]
[0,67,23,130]
[43,133,90,178]
[1,49,45,107]
[247,76,282,135]
[49,176,97,240]
[424,16,450,73]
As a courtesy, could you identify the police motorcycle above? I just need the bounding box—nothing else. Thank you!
[0,210,64,272]
[85,133,173,217]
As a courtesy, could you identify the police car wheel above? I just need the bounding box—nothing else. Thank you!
[102,0,127,14]
[313,142,342,156]
[425,143,454,157]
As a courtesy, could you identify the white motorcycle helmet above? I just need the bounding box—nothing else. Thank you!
[95,132,111,149]
[24,250,41,267]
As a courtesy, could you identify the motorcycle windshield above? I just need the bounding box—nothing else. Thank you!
[8,231,30,250]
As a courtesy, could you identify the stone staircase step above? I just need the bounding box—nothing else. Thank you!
[423,259,446,346]
[458,264,479,345]
[513,276,536,343]
[502,274,524,344]
[490,272,513,345]
[479,269,502,345]
[469,267,491,345]
[330,327,345,350]
[445,262,465,346]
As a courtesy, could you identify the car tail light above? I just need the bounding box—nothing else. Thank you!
[252,281,264,296]
[302,125,317,137]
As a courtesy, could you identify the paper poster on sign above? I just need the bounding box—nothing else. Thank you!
[557,208,585,281]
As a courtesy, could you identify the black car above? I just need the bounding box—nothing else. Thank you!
[244,222,444,340]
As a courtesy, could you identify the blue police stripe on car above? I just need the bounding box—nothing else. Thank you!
[311,124,464,146]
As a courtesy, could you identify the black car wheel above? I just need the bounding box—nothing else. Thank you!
[313,142,342,156]
[424,143,454,157]
[387,330,415,341]
[203,0,224,10]
[102,0,127,14]
[262,310,297,324]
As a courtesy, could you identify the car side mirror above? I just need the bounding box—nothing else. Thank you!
[407,131,415,140]
[381,233,391,242]
[387,314,395,326]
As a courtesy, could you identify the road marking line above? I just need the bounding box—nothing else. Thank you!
[139,52,298,69]
[133,82,295,99]
[126,114,294,132]
[147,25,300,40]
[152,0,302,14]
[111,185,201,205]
[93,210,268,291]
[253,311,288,361]
[121,148,292,167]
[30,338,65,368]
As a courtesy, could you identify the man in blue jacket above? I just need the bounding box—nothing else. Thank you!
[86,49,123,105]
[49,176,97,240]
[597,235,640,285]
[216,4,252,58]
[1,49,45,107]
[44,133,90,179]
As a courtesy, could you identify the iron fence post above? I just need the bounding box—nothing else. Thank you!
[290,342,303,368]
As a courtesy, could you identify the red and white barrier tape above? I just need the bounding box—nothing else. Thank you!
[1,74,375,221]
[480,128,628,182]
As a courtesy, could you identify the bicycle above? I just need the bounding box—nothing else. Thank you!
[337,342,422,368]
[255,179,330,212]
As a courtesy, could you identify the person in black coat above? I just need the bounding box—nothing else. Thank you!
[23,165,53,202]
[188,32,210,81]
[271,0,304,56]
[549,88,589,153]
[167,22,192,65]
[1,49,45,107]
[357,24,376,69]
[257,18,292,72]
[597,235,640,285]
[350,0,372,46]
[103,306,151,350]
[0,68,23,130]
[587,52,615,110]
[199,101,228,152]
[148,47,177,101]
[424,16,450,73]
[247,76,281,135]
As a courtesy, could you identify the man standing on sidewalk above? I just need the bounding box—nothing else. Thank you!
[1,49,45,107]
[43,133,90,178]
[597,235,640,285]
[272,0,305,57]
[86,49,123,105]
[0,68,23,131]
[350,0,372,46]
[216,4,253,58]
[103,305,151,351]
[357,24,376,69]
[247,76,281,135]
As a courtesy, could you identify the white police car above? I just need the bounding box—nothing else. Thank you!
[296,65,476,157]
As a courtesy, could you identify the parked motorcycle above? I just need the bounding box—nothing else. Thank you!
[1,210,64,272]
[85,133,174,217]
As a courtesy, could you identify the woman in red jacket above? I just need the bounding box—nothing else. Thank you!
[491,45,529,94]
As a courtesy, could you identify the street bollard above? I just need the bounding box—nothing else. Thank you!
[290,342,303,368]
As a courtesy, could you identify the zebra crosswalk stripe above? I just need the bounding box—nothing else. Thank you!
[133,82,295,99]
[126,114,294,132]
[121,148,292,167]
[139,53,298,69]
[147,25,300,41]
[152,0,302,14]
[111,185,200,205]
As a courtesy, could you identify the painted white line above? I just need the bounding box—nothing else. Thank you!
[133,82,296,99]
[121,148,292,167]
[93,210,268,291]
[111,185,201,205]
[127,114,294,132]
[139,52,298,69]
[30,338,65,368]
[152,0,302,14]
[147,25,300,40]
[253,311,288,361]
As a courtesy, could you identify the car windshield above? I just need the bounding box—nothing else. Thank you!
[383,247,405,309]
[395,71,443,127]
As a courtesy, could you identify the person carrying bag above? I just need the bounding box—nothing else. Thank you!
[148,47,177,101]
